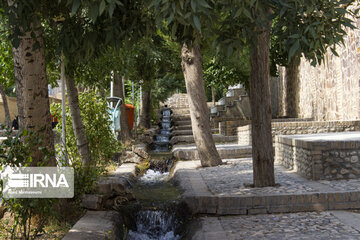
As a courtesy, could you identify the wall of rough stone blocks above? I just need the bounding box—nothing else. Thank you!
[275,135,360,180]
[238,120,360,146]
[278,10,360,121]
[163,93,189,109]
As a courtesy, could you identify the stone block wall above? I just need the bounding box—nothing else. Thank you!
[277,5,360,121]
[219,119,251,136]
[275,135,360,180]
[238,120,360,146]
[163,93,189,109]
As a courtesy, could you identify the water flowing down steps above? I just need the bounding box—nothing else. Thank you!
[153,108,172,152]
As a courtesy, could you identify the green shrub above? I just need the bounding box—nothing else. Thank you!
[0,128,57,239]
[51,90,122,196]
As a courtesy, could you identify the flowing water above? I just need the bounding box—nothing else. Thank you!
[126,108,187,240]
[153,109,172,152]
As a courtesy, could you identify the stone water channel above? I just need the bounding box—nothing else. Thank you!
[125,108,189,240]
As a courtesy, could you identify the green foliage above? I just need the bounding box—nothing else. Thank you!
[0,129,58,239]
[149,0,215,43]
[51,90,121,164]
[271,0,358,67]
[0,16,14,90]
[203,51,250,101]
[51,90,121,195]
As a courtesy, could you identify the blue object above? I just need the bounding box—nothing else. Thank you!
[107,97,123,136]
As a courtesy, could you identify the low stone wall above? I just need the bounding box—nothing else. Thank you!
[219,119,251,136]
[275,133,360,180]
[238,120,360,146]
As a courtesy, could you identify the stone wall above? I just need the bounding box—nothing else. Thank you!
[275,134,360,180]
[219,119,251,136]
[163,93,189,109]
[238,120,360,146]
[278,7,360,121]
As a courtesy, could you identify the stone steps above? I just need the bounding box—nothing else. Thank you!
[170,134,237,145]
[174,125,192,131]
[174,120,192,126]
[172,143,251,160]
[172,129,219,136]
[171,108,190,115]
[172,115,191,122]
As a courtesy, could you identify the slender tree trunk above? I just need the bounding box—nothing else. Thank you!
[11,20,56,166]
[139,88,151,129]
[0,83,11,127]
[211,85,216,106]
[65,75,91,166]
[249,26,275,187]
[181,43,222,167]
[113,73,132,143]
[285,57,300,118]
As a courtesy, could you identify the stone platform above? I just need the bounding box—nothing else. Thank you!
[276,132,360,180]
[173,158,360,215]
[172,143,252,160]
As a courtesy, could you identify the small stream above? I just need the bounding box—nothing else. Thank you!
[125,108,188,240]
[153,109,172,152]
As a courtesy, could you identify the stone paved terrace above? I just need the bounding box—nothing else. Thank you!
[173,158,360,215]
[187,211,360,239]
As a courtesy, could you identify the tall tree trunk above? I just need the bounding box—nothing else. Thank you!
[11,21,56,166]
[181,43,222,167]
[0,83,11,127]
[139,89,151,129]
[211,85,216,106]
[65,75,91,166]
[113,73,132,143]
[285,57,300,118]
[249,27,275,187]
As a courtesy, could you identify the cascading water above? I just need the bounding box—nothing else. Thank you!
[153,109,172,152]
[126,108,187,240]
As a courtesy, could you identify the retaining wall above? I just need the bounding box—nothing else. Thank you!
[238,120,360,146]
[275,133,360,180]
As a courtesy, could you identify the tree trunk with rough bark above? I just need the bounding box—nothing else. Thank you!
[181,43,222,167]
[11,20,56,166]
[65,75,91,166]
[211,85,216,106]
[0,83,11,127]
[139,89,151,129]
[249,26,275,187]
[113,73,132,143]
[285,57,300,118]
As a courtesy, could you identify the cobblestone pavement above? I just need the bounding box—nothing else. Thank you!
[191,211,360,240]
[195,158,360,196]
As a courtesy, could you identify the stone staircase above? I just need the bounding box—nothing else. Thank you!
[210,86,251,131]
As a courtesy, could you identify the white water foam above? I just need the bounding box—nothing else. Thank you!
[140,169,169,184]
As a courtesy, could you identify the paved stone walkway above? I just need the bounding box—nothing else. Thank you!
[189,211,360,240]
[174,158,360,196]
[173,158,360,215]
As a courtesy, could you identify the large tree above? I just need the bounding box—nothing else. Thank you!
[215,1,275,186]
[113,73,133,142]
[6,1,56,166]
[150,0,222,167]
